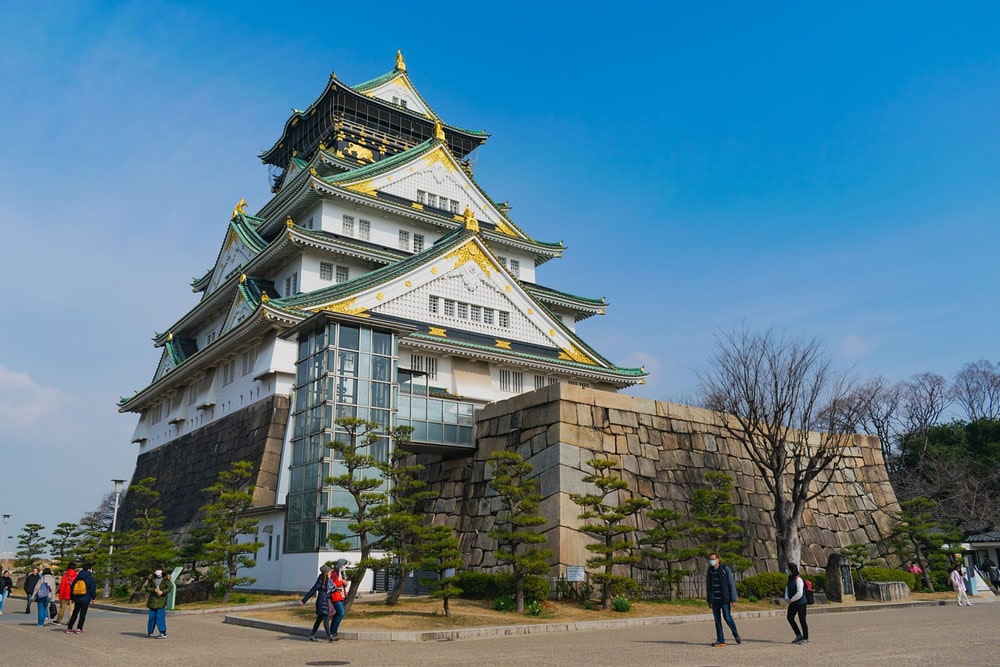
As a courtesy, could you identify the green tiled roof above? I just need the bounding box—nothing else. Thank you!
[524,283,606,307]
[165,337,198,367]
[292,226,408,263]
[408,332,645,379]
[237,277,278,309]
[231,215,269,254]
[324,138,438,185]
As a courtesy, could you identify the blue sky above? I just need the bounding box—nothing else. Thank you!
[1,1,997,548]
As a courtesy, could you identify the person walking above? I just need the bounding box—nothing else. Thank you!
[65,563,96,634]
[0,569,13,614]
[23,566,39,614]
[329,559,349,641]
[31,567,57,627]
[145,565,173,638]
[704,553,741,647]
[784,563,809,644]
[300,565,335,641]
[950,563,972,606]
[55,561,77,625]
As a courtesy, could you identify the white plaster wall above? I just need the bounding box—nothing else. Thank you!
[320,199,441,254]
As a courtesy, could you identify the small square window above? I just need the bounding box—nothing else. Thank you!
[399,230,410,251]
[427,194,438,208]
[499,311,510,328]
[509,259,520,278]
[483,308,494,325]
[470,305,481,322]
[417,190,426,204]
[444,299,455,317]
[342,215,354,237]
[413,234,424,252]
[457,302,468,319]
[320,262,333,281]
[335,265,349,283]
[429,295,439,314]
[359,219,370,240]
[450,200,459,214]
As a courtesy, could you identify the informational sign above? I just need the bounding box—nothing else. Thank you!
[566,566,586,582]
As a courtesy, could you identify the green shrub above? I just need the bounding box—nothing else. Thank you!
[526,600,544,616]
[736,572,788,599]
[610,578,641,599]
[454,572,549,603]
[931,570,951,592]
[611,596,631,612]
[808,572,826,592]
[492,595,515,612]
[860,567,916,590]
[747,594,758,603]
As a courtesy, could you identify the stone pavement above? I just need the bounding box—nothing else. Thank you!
[1,598,997,666]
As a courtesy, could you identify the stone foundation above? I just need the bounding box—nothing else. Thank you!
[119,395,289,539]
[419,384,900,577]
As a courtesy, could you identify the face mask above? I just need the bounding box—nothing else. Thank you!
[154,570,163,577]
[709,559,717,567]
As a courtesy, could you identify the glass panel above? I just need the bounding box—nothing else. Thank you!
[444,423,458,444]
[370,408,389,430]
[371,382,390,408]
[336,376,358,404]
[411,420,427,441]
[412,397,426,420]
[459,425,473,445]
[372,330,392,356]
[443,401,458,423]
[336,404,357,420]
[327,323,338,347]
[397,397,410,419]
[296,362,309,385]
[337,350,358,376]
[458,403,474,425]
[340,325,360,350]
[359,327,371,353]
[298,337,310,361]
[313,328,326,353]
[428,422,443,443]
[288,492,304,520]
[398,372,413,395]
[428,399,443,422]
[292,439,307,466]
[359,354,371,380]
[300,520,317,551]
[371,356,391,382]
[286,522,302,551]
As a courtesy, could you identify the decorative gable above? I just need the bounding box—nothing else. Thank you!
[363,74,433,118]
[222,291,255,335]
[207,228,254,293]
[153,349,175,382]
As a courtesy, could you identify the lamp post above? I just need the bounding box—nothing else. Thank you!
[103,479,126,598]
[1,515,9,570]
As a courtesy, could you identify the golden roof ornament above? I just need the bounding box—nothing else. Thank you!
[285,216,294,227]
[261,293,270,303]
[434,120,446,141]
[395,49,406,72]
[462,206,479,233]
[231,198,247,220]
[166,332,173,342]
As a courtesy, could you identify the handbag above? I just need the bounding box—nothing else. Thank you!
[49,600,58,618]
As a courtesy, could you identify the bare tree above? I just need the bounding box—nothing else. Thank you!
[901,373,950,455]
[952,360,1000,422]
[699,327,861,567]
[852,376,905,465]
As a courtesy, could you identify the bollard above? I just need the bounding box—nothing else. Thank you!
[166,566,183,611]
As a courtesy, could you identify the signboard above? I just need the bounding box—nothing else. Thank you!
[566,566,586,582]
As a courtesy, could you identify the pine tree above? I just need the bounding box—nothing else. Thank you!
[487,450,552,613]
[201,461,264,602]
[376,425,437,605]
[691,471,751,572]
[47,522,83,568]
[418,525,463,617]
[890,496,962,591]
[116,477,178,590]
[15,523,46,570]
[640,507,699,600]
[570,457,651,610]
[324,417,392,613]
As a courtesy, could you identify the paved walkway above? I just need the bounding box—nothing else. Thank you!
[1,598,997,666]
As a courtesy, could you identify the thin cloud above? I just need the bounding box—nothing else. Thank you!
[838,333,875,360]
[0,364,62,431]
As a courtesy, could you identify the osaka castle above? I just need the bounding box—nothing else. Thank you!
[118,52,645,591]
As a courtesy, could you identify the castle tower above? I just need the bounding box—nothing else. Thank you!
[118,53,645,590]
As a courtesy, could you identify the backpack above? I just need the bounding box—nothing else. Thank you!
[804,578,815,605]
[37,580,51,598]
[72,578,87,597]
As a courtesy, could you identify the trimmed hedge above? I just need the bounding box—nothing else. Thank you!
[737,572,788,599]
[860,567,916,590]
[806,572,825,592]
[453,572,549,602]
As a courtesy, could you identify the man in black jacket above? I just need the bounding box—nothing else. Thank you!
[705,553,741,647]
[23,567,39,614]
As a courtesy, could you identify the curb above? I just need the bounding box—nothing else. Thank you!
[223,597,978,642]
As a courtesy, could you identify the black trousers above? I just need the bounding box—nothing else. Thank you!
[67,601,90,630]
[787,602,808,639]
[311,614,331,637]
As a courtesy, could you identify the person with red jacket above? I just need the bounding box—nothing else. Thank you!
[329,559,349,641]
[55,562,77,625]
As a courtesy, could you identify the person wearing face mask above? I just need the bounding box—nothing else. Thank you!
[705,553,741,647]
[783,562,809,644]
[144,564,173,638]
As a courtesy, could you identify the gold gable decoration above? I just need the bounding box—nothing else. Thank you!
[424,148,455,173]
[434,120,446,141]
[494,219,517,237]
[312,298,369,317]
[443,240,497,276]
[395,49,406,72]
[559,344,596,365]
[462,206,479,233]
[344,180,378,196]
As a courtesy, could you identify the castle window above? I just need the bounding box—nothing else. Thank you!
[483,308,494,325]
[470,305,481,322]
[241,346,258,376]
[359,219,370,240]
[443,299,455,317]
[429,295,439,314]
[223,359,236,385]
[400,99,408,108]
[499,311,510,328]
[399,230,410,251]
[417,190,426,204]
[411,354,438,381]
[534,375,547,390]
[188,384,198,405]
[413,234,424,252]
[284,272,298,296]
[508,259,520,278]
[427,194,438,208]
[449,200,459,214]
[336,265,349,283]
[305,217,314,230]
[149,403,163,424]
[320,262,333,281]
[499,369,523,393]
[342,215,354,237]
[569,380,591,389]
[457,302,468,319]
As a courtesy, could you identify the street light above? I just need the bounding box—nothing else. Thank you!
[103,479,126,598]
[1,515,9,570]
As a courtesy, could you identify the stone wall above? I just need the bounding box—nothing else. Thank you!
[419,384,900,576]
[119,395,288,539]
